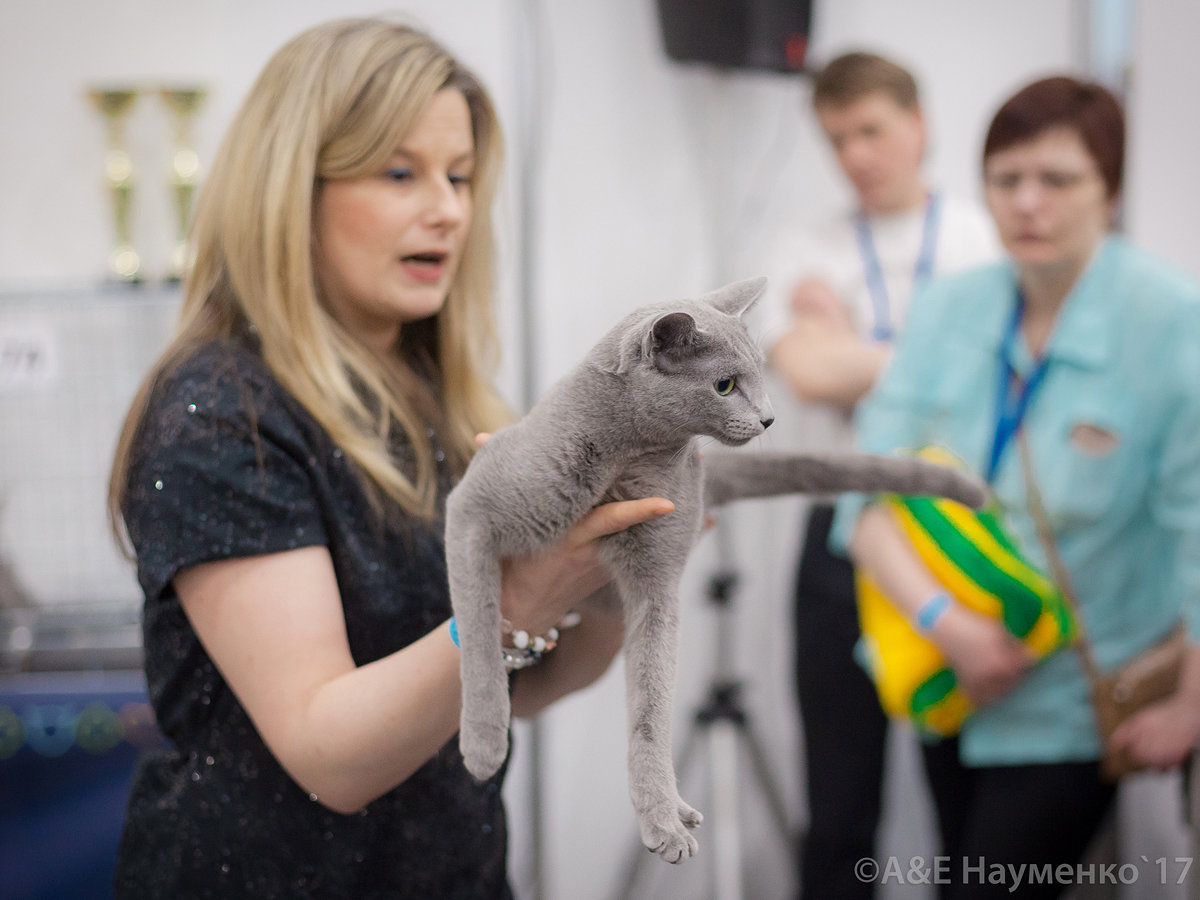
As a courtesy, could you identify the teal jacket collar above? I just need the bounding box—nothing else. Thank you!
[965,236,1119,373]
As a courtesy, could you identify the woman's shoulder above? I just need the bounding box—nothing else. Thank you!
[153,336,278,407]
[930,258,1010,292]
[912,260,1012,326]
[1107,238,1200,310]
[138,335,320,461]
[144,336,312,434]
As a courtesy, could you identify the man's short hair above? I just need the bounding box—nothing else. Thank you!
[811,51,920,111]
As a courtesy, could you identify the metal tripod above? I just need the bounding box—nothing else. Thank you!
[612,521,794,900]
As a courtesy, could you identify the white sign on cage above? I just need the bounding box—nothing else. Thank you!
[0,325,58,393]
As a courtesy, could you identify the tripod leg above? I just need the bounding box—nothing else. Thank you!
[708,719,745,900]
[737,722,793,840]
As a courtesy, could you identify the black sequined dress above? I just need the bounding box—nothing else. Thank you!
[114,339,511,899]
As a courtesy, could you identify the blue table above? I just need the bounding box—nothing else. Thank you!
[0,669,163,900]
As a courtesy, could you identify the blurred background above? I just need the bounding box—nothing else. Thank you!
[1,1,1197,898]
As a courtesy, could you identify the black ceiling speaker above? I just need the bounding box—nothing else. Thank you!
[656,0,813,73]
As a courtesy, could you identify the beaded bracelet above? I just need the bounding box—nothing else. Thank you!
[500,612,584,670]
[448,611,583,671]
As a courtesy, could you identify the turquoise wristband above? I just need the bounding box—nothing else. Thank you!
[914,591,951,633]
[448,616,461,648]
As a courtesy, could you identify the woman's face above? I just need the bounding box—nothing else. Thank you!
[984,126,1114,279]
[314,88,475,351]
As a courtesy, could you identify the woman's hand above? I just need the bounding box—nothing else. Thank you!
[471,432,673,636]
[499,497,675,638]
[930,605,1035,706]
[1107,697,1200,772]
[1108,644,1200,771]
[850,505,1032,707]
[502,496,674,719]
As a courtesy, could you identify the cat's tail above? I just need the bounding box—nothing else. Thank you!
[702,450,988,510]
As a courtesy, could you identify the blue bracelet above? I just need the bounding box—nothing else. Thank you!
[448,616,461,648]
[915,591,951,633]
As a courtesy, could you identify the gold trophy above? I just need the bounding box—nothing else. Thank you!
[159,86,207,282]
[87,87,141,282]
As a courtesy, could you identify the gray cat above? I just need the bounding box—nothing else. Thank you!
[445,277,985,864]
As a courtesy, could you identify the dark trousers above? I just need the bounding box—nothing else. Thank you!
[921,737,1117,899]
[794,504,889,900]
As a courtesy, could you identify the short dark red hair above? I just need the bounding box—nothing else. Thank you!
[983,76,1125,199]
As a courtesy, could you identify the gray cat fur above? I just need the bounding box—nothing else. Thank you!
[444,277,986,864]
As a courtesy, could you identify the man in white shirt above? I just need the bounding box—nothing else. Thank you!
[761,52,998,900]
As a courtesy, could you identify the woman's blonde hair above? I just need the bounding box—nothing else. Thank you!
[108,17,510,544]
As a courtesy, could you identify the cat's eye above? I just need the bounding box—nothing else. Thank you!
[714,376,736,396]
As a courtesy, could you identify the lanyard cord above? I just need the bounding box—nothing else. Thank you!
[985,291,1051,484]
[854,191,942,342]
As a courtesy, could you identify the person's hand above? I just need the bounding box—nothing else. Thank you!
[473,433,673,635]
[1107,695,1200,772]
[498,497,674,639]
[790,278,854,332]
[930,605,1034,706]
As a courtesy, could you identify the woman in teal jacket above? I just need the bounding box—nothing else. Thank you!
[835,76,1200,897]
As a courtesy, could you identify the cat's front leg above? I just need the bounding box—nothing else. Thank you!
[445,517,511,780]
[609,530,702,864]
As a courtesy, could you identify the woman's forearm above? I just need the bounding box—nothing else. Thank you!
[177,549,470,815]
[850,503,945,617]
[299,620,466,812]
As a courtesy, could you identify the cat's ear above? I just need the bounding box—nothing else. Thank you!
[647,311,699,372]
[703,276,767,318]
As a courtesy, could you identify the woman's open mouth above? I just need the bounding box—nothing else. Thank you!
[399,251,449,283]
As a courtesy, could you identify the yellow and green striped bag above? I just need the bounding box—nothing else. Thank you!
[855,447,1077,736]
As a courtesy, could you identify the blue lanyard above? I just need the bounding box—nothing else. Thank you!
[985,292,1051,484]
[854,192,942,342]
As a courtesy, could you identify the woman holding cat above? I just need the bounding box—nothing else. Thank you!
[834,76,1200,897]
[106,18,670,899]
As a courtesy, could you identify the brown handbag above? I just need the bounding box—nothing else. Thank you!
[1018,431,1187,781]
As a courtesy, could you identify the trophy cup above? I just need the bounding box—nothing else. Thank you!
[159,86,207,282]
[86,87,141,283]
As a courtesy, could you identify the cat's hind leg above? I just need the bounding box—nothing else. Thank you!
[608,528,702,863]
[445,514,510,780]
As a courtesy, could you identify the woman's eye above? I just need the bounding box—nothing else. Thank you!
[385,168,414,182]
[714,376,736,396]
[449,173,472,188]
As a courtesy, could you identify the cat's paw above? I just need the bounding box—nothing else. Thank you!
[677,797,703,830]
[460,721,509,780]
[639,804,700,864]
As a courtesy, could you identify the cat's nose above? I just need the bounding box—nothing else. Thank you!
[761,416,775,430]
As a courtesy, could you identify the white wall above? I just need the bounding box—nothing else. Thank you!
[1126,0,1200,281]
[1,2,1196,899]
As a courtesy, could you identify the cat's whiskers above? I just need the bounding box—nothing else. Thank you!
[666,435,703,468]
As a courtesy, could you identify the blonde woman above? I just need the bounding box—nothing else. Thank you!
[107,19,671,898]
